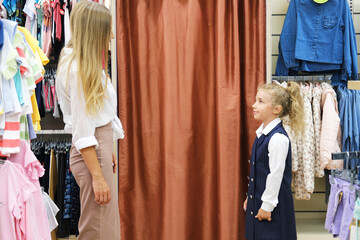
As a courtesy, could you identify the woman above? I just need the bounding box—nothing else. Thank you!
[56,1,124,239]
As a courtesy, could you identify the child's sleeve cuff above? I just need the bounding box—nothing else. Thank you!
[261,202,275,212]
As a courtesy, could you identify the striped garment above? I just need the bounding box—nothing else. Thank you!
[0,113,21,155]
[20,115,29,140]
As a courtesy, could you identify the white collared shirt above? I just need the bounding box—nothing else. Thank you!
[56,48,124,151]
[255,118,289,212]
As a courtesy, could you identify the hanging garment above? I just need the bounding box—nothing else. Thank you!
[26,113,36,139]
[31,139,80,238]
[6,0,26,25]
[7,140,51,240]
[20,114,29,140]
[30,93,41,131]
[41,0,52,57]
[0,160,37,240]
[18,26,49,70]
[294,82,315,200]
[312,83,323,177]
[2,0,16,17]
[320,83,343,170]
[0,20,4,49]
[53,0,62,41]
[282,115,300,173]
[23,0,37,35]
[0,28,18,81]
[42,190,59,232]
[325,176,358,240]
[0,113,21,155]
[64,0,70,45]
[275,0,357,85]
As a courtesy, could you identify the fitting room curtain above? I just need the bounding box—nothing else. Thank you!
[116,0,266,239]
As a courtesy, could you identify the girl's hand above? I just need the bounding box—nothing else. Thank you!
[243,198,248,212]
[112,153,117,173]
[255,208,271,221]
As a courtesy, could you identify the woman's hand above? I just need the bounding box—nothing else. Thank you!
[92,175,111,205]
[112,153,117,173]
[255,208,271,221]
[243,198,248,212]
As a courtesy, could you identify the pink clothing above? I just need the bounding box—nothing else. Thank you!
[42,0,52,57]
[0,160,37,240]
[0,114,21,156]
[53,0,62,41]
[320,84,343,170]
[7,140,51,240]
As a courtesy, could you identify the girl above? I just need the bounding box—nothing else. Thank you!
[56,1,124,239]
[243,82,304,240]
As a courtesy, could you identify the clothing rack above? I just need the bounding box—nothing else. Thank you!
[272,75,360,90]
[332,152,359,160]
[36,130,70,135]
[271,75,333,82]
[331,151,360,191]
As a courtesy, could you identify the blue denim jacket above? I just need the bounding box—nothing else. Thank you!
[276,0,357,82]
[336,86,360,154]
[337,86,350,151]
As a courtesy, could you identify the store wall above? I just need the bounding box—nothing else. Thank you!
[268,0,360,218]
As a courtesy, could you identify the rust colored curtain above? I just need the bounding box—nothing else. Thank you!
[116,1,265,239]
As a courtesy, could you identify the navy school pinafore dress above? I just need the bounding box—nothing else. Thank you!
[245,123,297,240]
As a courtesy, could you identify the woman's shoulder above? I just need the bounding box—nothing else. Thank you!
[58,48,77,74]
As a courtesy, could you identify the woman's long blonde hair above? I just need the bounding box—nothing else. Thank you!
[58,1,112,115]
[259,82,305,135]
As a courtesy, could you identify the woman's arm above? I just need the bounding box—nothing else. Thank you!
[80,146,111,205]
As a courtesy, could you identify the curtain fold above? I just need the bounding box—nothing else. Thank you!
[116,1,265,239]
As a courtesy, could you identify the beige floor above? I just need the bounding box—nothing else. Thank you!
[59,218,332,240]
[297,218,334,240]
[58,236,77,240]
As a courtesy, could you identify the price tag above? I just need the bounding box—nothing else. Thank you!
[60,9,65,15]
[35,3,41,9]
[50,1,55,8]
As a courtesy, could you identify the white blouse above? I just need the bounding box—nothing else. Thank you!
[56,48,124,151]
[255,118,289,212]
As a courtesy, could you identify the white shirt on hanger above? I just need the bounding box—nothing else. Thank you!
[255,118,289,212]
[64,1,71,46]
[56,47,124,151]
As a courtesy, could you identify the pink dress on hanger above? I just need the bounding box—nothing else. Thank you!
[8,140,51,240]
[0,161,37,240]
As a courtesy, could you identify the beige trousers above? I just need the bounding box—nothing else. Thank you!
[70,123,120,240]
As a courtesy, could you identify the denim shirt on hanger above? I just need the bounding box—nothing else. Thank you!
[337,86,350,151]
[351,90,359,152]
[276,0,358,84]
[355,92,360,151]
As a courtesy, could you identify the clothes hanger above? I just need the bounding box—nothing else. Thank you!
[341,152,350,180]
